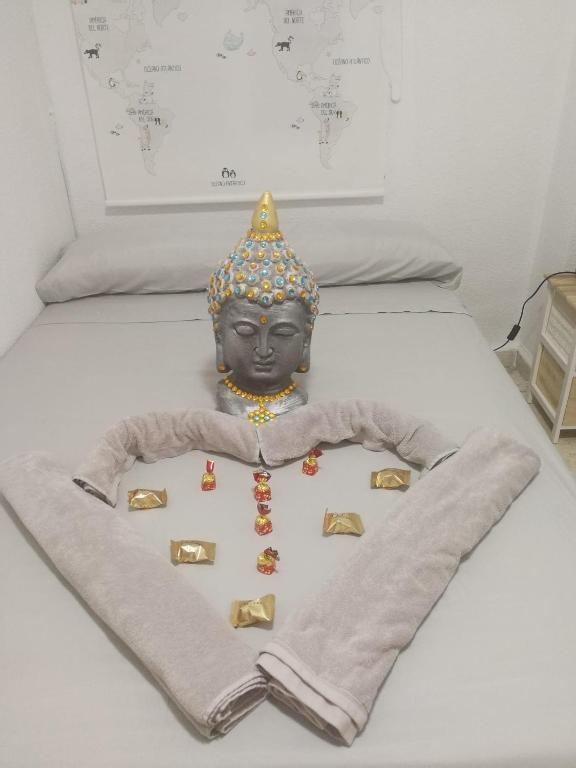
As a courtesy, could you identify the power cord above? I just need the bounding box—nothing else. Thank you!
[493,271,576,352]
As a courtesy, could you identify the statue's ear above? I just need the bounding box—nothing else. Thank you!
[215,329,231,373]
[297,330,311,373]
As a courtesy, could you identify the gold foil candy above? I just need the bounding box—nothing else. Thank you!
[370,468,411,489]
[128,488,168,509]
[170,540,216,564]
[256,547,279,575]
[323,511,365,536]
[230,594,276,628]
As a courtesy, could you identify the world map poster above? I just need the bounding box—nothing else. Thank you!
[71,0,401,206]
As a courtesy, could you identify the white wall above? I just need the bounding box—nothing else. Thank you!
[0,1,75,358]
[518,34,576,364]
[33,0,576,348]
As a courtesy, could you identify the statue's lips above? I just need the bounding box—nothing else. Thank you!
[253,361,274,370]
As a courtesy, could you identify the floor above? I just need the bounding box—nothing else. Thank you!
[499,353,576,474]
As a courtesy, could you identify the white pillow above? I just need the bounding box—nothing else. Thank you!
[299,218,462,289]
[37,220,462,303]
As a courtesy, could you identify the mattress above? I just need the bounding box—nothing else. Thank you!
[1,282,575,768]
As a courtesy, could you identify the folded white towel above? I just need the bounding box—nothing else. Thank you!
[74,401,458,506]
[74,408,260,506]
[258,398,458,467]
[0,452,267,739]
[257,428,540,744]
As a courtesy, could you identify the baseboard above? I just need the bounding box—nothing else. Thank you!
[516,343,533,380]
[495,349,517,370]
[495,344,532,380]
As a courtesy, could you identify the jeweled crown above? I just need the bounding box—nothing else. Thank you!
[207,192,319,327]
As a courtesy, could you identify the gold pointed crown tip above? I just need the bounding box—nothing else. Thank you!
[249,190,282,239]
[259,191,273,206]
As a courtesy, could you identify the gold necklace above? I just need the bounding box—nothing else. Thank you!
[224,378,296,424]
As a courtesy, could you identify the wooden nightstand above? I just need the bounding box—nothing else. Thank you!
[529,275,576,442]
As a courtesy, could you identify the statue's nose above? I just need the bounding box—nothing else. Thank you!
[255,330,273,359]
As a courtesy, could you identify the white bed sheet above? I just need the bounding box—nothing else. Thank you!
[1,283,575,768]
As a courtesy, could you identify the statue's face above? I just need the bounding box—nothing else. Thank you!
[216,299,311,391]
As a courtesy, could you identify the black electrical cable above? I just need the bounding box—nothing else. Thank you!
[493,271,576,352]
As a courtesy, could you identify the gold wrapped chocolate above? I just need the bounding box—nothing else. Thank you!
[370,468,411,489]
[323,511,365,536]
[170,540,216,564]
[230,594,276,628]
[128,488,168,509]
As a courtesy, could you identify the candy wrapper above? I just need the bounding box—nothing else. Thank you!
[256,547,279,574]
[230,594,276,628]
[323,511,365,536]
[127,488,167,509]
[253,470,272,502]
[201,459,216,491]
[371,468,411,489]
[302,447,323,476]
[255,502,273,535]
[170,539,216,564]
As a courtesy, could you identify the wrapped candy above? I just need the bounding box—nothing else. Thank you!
[302,447,323,476]
[370,468,411,489]
[323,511,365,536]
[170,539,216,564]
[128,488,167,509]
[230,594,276,628]
[201,460,216,491]
[256,547,279,575]
[253,470,272,501]
[255,502,273,535]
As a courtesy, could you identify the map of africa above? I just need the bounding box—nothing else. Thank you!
[71,0,400,205]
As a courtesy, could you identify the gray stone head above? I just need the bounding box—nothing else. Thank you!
[207,192,320,422]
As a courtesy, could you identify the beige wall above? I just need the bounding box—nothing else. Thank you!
[0,1,75,357]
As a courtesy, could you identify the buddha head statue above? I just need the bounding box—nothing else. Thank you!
[207,192,320,423]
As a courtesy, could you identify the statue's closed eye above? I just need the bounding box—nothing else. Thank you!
[234,323,257,336]
[271,324,298,337]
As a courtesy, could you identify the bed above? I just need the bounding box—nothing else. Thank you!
[1,225,576,768]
